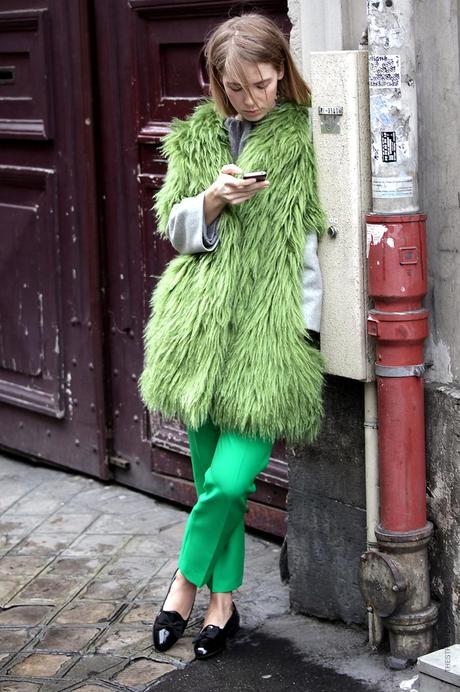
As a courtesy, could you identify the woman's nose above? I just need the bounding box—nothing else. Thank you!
[243,93,256,108]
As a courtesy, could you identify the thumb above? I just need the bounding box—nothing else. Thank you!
[220,163,242,176]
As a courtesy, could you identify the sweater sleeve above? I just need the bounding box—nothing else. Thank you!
[167,191,220,254]
[301,231,322,333]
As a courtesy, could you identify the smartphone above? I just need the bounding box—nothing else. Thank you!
[242,170,267,182]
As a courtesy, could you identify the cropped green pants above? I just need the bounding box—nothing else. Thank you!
[178,416,274,592]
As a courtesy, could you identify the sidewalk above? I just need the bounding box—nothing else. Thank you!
[0,453,418,691]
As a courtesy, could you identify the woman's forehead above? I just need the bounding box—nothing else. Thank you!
[222,61,275,84]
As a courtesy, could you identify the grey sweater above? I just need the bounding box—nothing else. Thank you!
[166,114,322,333]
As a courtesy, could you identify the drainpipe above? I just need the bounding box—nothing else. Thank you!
[363,382,383,648]
[358,0,438,669]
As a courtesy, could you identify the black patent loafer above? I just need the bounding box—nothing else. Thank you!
[193,603,240,659]
[153,568,195,653]
[153,608,189,652]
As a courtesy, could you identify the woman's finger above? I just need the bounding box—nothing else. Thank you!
[221,175,255,188]
[223,176,269,191]
[228,191,260,204]
[220,164,242,176]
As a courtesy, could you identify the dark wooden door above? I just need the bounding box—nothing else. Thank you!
[0,1,107,477]
[0,0,291,537]
[94,0,291,537]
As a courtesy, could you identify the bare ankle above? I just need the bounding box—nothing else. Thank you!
[209,591,233,609]
[176,569,196,590]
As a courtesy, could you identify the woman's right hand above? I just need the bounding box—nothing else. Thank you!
[203,164,270,225]
[209,164,270,206]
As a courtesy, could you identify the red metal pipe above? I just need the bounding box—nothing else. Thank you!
[377,377,427,531]
[367,212,428,534]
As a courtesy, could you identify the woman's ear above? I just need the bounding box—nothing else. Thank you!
[277,63,285,81]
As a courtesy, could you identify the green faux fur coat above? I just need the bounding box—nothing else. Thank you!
[139,98,326,444]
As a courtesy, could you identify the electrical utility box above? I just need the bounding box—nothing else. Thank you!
[311,50,374,382]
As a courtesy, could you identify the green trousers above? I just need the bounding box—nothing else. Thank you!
[178,416,274,592]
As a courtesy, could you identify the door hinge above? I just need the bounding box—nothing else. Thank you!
[109,456,131,470]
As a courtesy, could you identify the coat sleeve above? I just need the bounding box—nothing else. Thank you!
[151,118,195,239]
[167,191,220,254]
[301,231,322,333]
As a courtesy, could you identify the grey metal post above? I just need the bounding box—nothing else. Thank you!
[367,0,419,213]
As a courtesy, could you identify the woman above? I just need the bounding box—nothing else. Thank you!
[139,12,326,660]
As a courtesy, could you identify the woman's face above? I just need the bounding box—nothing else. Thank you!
[222,61,284,121]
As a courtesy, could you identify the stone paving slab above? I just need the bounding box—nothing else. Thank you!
[0,453,417,692]
[0,454,287,690]
[9,533,83,557]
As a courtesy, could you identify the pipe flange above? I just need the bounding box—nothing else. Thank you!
[375,522,433,552]
[359,551,407,617]
[384,602,439,633]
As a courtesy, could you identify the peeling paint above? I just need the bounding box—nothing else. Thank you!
[366,223,387,257]
[37,292,44,330]
[65,371,73,416]
[425,334,453,384]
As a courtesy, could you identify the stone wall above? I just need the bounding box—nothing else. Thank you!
[425,383,460,647]
[286,375,367,626]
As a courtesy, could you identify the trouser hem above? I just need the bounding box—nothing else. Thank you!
[179,560,243,592]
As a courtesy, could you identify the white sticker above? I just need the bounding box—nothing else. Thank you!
[366,223,388,258]
[372,176,414,198]
[369,54,401,89]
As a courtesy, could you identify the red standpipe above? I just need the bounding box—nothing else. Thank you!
[367,212,429,533]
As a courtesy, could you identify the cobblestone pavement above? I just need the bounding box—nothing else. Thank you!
[0,454,288,691]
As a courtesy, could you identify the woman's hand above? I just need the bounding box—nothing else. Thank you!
[212,164,270,205]
[204,164,270,225]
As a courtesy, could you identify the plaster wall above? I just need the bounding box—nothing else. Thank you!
[288,0,460,384]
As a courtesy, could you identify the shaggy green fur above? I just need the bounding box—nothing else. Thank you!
[139,99,327,444]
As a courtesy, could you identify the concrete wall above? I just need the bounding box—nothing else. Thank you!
[414,1,460,384]
[425,384,460,648]
[286,376,367,626]
[286,0,460,645]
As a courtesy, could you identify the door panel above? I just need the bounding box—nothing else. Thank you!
[0,1,107,476]
[0,167,62,416]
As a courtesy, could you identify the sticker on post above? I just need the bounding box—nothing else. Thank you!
[369,55,401,89]
[372,176,414,198]
[381,131,397,162]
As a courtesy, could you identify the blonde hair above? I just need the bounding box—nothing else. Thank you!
[203,13,312,116]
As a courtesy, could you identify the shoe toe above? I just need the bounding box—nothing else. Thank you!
[153,611,186,652]
[195,643,210,657]
[154,626,177,651]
